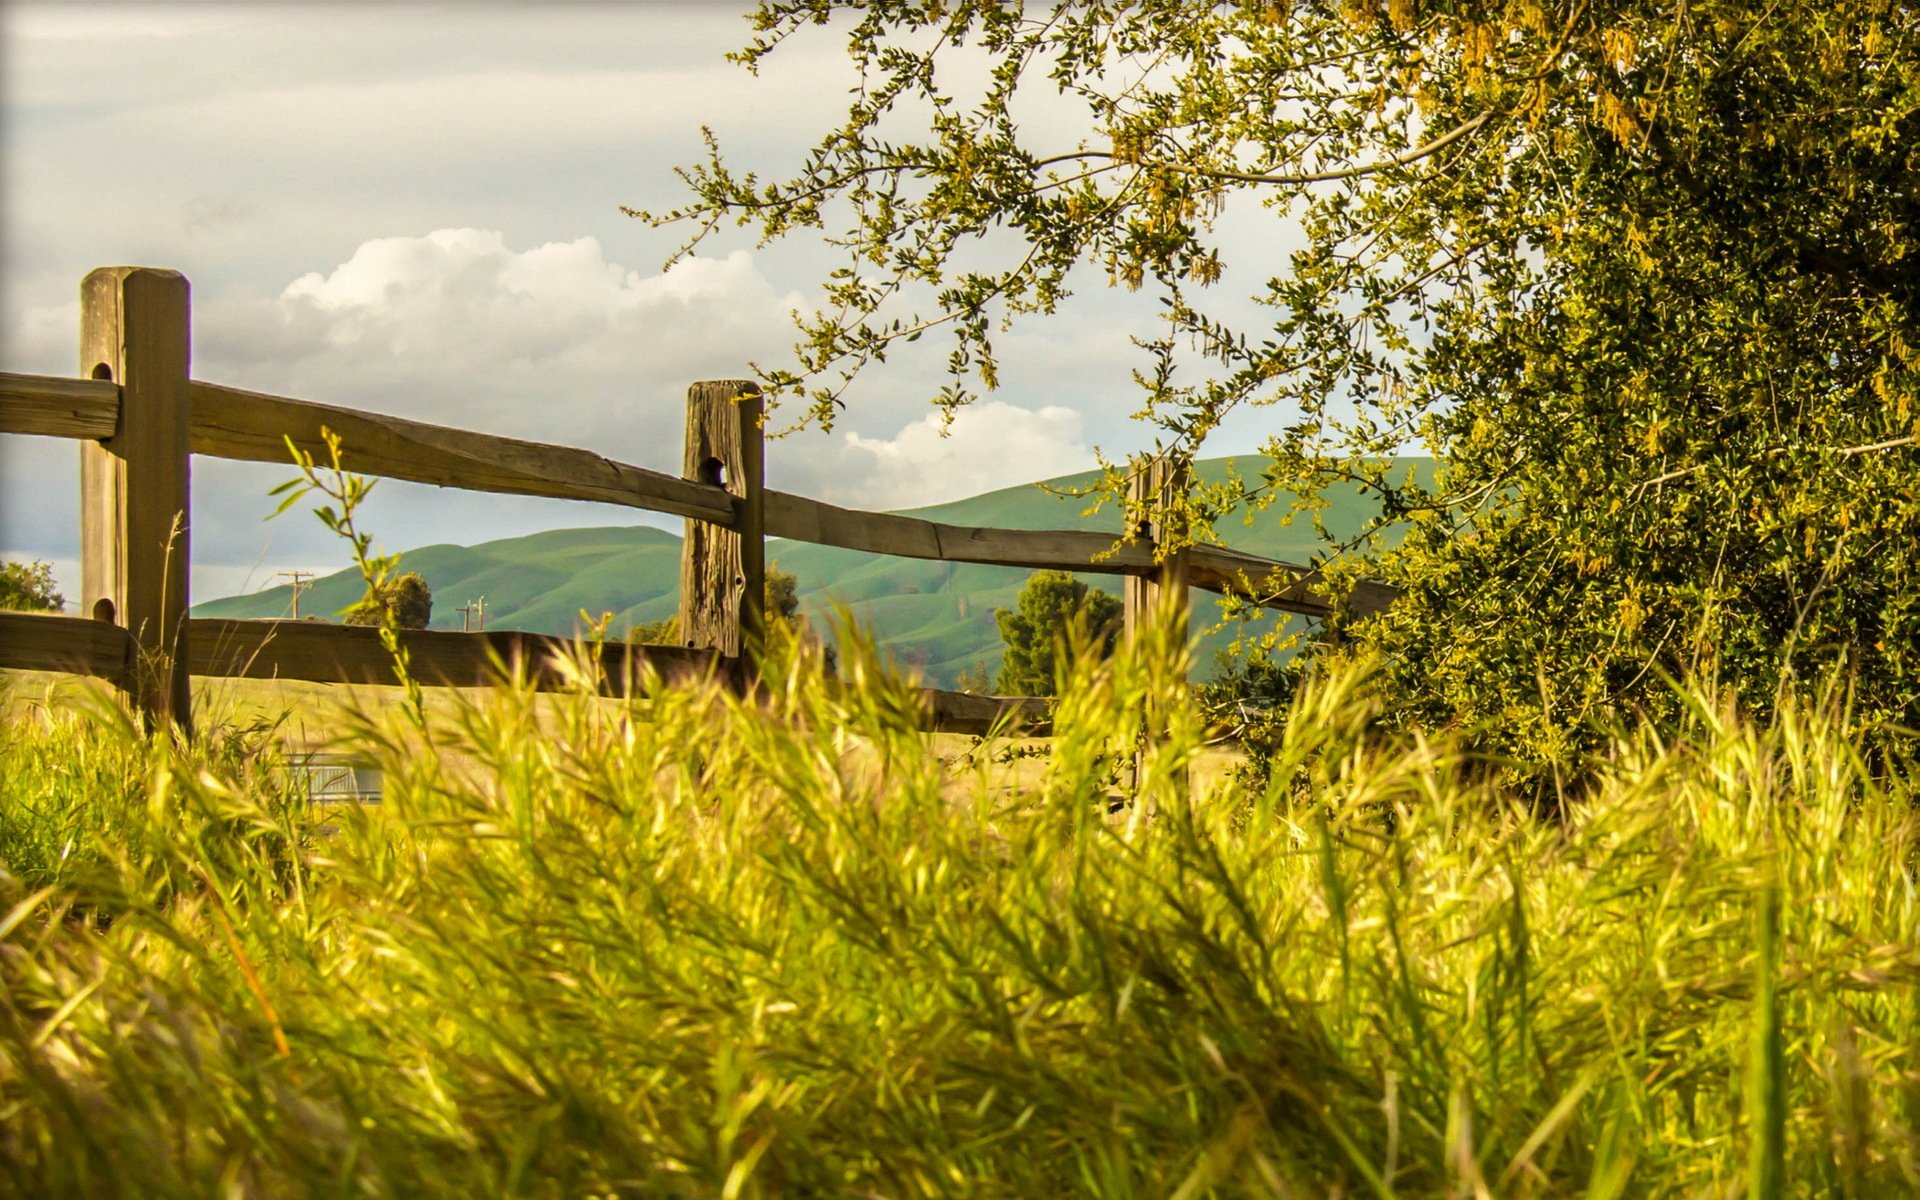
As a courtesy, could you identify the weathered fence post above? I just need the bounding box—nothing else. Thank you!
[1123,455,1191,649]
[1124,454,1190,796]
[80,267,192,735]
[679,380,765,680]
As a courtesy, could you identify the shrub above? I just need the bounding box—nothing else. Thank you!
[344,570,432,629]
[0,559,65,613]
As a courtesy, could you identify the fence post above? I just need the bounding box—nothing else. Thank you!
[1124,454,1190,796]
[1123,454,1190,650]
[679,380,764,679]
[80,267,192,735]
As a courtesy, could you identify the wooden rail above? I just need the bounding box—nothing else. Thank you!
[0,611,1046,736]
[0,266,1395,739]
[4,369,1396,618]
[0,610,136,679]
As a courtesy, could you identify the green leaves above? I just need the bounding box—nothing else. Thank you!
[270,427,428,728]
[642,1,1920,768]
[993,570,1122,696]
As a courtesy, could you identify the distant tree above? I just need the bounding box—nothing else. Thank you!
[953,661,994,695]
[345,571,432,630]
[627,615,678,645]
[0,560,65,613]
[765,562,801,627]
[994,571,1121,697]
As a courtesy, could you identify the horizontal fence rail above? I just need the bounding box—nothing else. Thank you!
[0,610,1047,736]
[1,265,1396,743]
[189,380,737,525]
[1,368,1399,618]
[0,609,137,679]
[0,372,120,440]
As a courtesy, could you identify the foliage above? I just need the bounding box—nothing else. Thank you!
[993,569,1121,695]
[0,559,65,613]
[271,429,426,727]
[344,571,433,630]
[1195,645,1308,791]
[3,633,1917,1195]
[765,560,800,626]
[641,0,1920,769]
[0,682,306,902]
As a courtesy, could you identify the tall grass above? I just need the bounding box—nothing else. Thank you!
[1,626,1916,1197]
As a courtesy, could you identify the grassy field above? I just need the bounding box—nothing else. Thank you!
[2,631,1916,1196]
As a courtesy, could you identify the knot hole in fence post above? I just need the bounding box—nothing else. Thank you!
[679,381,765,677]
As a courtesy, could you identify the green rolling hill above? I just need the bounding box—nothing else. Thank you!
[193,457,1428,688]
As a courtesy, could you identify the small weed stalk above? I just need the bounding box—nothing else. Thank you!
[269,428,427,729]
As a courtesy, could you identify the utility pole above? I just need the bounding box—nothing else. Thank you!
[458,597,487,632]
[277,570,315,619]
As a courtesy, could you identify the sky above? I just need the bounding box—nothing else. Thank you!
[0,2,1288,605]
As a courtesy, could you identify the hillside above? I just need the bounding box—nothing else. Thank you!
[194,457,1428,688]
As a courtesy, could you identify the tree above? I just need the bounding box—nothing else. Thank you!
[995,571,1122,696]
[642,2,1920,764]
[0,560,64,613]
[953,660,995,695]
[764,562,802,628]
[346,571,432,630]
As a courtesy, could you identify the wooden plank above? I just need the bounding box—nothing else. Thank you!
[765,490,1153,571]
[188,380,734,525]
[680,381,764,661]
[765,487,1395,615]
[81,267,193,734]
[920,688,1052,737]
[0,372,120,439]
[765,493,942,559]
[188,618,729,694]
[936,522,1156,573]
[0,611,134,682]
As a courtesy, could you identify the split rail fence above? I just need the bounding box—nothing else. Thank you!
[0,267,1395,739]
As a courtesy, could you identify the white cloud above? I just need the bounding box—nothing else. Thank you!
[785,402,1094,512]
[197,229,810,470]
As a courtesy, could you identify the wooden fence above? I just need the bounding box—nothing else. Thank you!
[0,266,1396,739]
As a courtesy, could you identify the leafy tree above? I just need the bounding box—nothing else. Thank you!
[764,562,802,627]
[995,571,1122,696]
[644,2,1920,765]
[627,615,679,646]
[345,571,432,630]
[0,560,65,613]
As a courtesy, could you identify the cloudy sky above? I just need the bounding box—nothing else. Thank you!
[1,2,1282,604]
